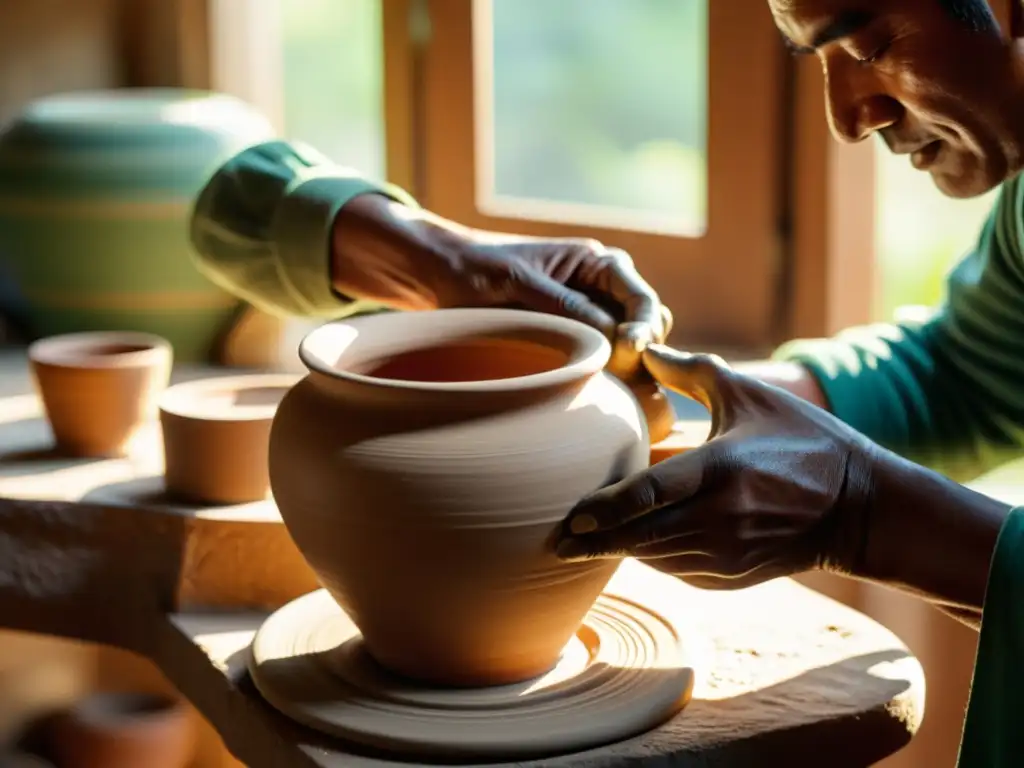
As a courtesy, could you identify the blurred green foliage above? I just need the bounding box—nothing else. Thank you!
[875,148,996,321]
[281,0,385,179]
[281,0,706,226]
[489,0,705,223]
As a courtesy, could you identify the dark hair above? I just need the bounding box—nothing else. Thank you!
[938,0,1000,31]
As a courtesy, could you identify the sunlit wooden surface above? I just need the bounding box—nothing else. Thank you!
[0,349,922,766]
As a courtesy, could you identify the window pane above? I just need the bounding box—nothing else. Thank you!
[475,0,708,235]
[280,0,386,181]
[875,151,995,322]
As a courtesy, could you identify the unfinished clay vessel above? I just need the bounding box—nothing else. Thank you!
[269,309,649,686]
[49,692,193,768]
[28,332,172,458]
[159,374,298,504]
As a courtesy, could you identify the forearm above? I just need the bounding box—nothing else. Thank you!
[733,360,830,409]
[330,194,473,310]
[856,450,1010,628]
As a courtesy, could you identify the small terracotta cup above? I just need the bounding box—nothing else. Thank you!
[49,692,194,768]
[159,374,298,505]
[28,332,173,458]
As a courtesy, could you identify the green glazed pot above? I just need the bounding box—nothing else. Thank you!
[0,89,275,361]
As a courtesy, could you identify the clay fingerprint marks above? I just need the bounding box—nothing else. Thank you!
[248,590,695,761]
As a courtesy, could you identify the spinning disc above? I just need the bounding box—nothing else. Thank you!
[249,588,696,761]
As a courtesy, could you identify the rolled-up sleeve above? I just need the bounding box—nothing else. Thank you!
[957,506,1024,767]
[189,139,419,318]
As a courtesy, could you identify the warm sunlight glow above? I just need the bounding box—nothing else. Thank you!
[302,324,360,371]
[0,394,41,425]
[193,629,260,673]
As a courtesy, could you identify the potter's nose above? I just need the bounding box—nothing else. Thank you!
[824,70,901,143]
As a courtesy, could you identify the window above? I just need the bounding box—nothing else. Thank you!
[279,0,386,181]
[474,0,708,237]
[209,0,789,350]
[875,151,996,323]
[419,0,786,348]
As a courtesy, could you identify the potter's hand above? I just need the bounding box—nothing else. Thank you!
[438,235,670,377]
[556,345,878,589]
[332,196,668,376]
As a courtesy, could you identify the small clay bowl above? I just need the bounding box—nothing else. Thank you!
[49,692,193,768]
[159,374,298,505]
[28,332,173,458]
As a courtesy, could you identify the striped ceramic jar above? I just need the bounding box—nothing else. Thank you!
[0,89,275,361]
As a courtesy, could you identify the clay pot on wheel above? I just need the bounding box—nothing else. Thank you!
[49,693,193,768]
[269,308,649,687]
[29,332,173,458]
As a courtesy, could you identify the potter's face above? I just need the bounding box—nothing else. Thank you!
[770,0,1024,198]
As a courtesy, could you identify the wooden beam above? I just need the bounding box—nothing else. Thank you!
[118,0,212,89]
[785,57,877,340]
[382,0,419,194]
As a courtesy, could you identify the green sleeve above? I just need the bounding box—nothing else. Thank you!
[957,506,1024,768]
[188,139,420,319]
[775,176,1024,482]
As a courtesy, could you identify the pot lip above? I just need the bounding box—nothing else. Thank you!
[299,308,611,394]
[28,331,172,370]
[159,373,300,422]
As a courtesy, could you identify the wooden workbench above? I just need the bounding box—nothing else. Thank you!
[0,349,924,766]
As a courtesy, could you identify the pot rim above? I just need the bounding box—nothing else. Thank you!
[159,373,299,422]
[299,308,611,394]
[28,331,172,370]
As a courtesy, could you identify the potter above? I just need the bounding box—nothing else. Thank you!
[194,1,1024,762]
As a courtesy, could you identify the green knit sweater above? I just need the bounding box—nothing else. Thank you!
[777,174,1024,485]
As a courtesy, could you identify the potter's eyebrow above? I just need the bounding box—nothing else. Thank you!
[781,10,874,54]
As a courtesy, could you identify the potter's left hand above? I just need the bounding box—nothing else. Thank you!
[434,234,670,379]
[556,345,878,589]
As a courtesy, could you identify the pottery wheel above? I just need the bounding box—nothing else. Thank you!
[249,588,697,762]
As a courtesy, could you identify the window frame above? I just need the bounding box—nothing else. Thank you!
[414,0,787,350]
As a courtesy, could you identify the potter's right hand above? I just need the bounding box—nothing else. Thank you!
[556,345,878,589]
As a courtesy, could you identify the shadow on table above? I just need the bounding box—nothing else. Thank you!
[0,435,108,478]
[222,647,918,768]
[81,475,171,509]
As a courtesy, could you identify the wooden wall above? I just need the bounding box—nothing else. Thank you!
[0,0,125,123]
